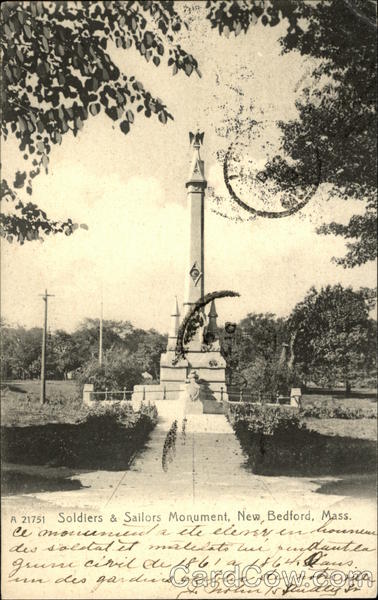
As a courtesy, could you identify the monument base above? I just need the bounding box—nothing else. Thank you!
[154,339,228,413]
[132,344,228,414]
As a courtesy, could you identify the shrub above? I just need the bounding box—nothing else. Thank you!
[226,402,300,425]
[82,400,134,423]
[76,351,143,393]
[232,404,305,435]
[300,403,377,419]
[139,401,158,424]
[241,360,301,395]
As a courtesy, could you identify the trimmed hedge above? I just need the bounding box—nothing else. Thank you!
[230,405,376,476]
[225,400,377,420]
[1,402,158,470]
[300,403,376,419]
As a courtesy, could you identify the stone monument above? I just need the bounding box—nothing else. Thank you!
[133,132,228,412]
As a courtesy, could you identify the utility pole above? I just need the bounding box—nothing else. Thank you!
[39,289,54,404]
[99,296,103,366]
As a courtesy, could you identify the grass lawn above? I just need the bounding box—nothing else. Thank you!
[302,392,377,412]
[1,379,87,426]
[301,392,376,439]
[1,378,77,399]
[305,418,376,440]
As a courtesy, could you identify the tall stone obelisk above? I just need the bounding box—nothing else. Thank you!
[157,132,228,409]
[184,131,206,313]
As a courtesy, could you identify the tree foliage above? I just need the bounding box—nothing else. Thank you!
[1,0,199,243]
[240,357,296,395]
[220,291,376,393]
[132,330,167,379]
[288,284,376,391]
[76,350,143,392]
[71,318,166,377]
[49,329,81,378]
[2,1,376,264]
[1,324,42,379]
[207,0,377,267]
[232,312,287,367]
[1,317,167,381]
[219,312,294,392]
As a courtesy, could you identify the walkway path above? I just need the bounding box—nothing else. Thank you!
[4,408,372,514]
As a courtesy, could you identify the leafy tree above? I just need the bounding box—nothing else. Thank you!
[1,1,199,242]
[1,318,167,382]
[207,0,377,267]
[76,349,143,392]
[289,285,376,392]
[70,318,166,368]
[132,329,167,379]
[4,0,375,267]
[220,313,289,390]
[240,356,268,393]
[72,318,125,363]
[49,329,81,379]
[0,325,42,379]
[221,313,287,371]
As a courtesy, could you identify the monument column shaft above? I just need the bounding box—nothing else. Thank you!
[185,186,205,307]
[184,134,207,311]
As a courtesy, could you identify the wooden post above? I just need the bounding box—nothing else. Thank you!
[99,298,103,366]
[39,289,54,405]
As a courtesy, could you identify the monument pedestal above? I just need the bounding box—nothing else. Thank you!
[160,336,228,412]
[132,344,228,413]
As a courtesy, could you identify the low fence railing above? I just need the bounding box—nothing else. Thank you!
[227,389,290,404]
[86,386,292,404]
[89,389,133,402]
[87,386,228,402]
[88,386,186,402]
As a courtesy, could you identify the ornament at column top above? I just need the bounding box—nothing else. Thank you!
[189,131,204,147]
[187,130,207,188]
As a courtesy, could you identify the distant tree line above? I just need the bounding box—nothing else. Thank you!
[1,285,376,394]
[0,318,167,387]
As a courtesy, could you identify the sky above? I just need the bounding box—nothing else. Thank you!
[1,2,376,335]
